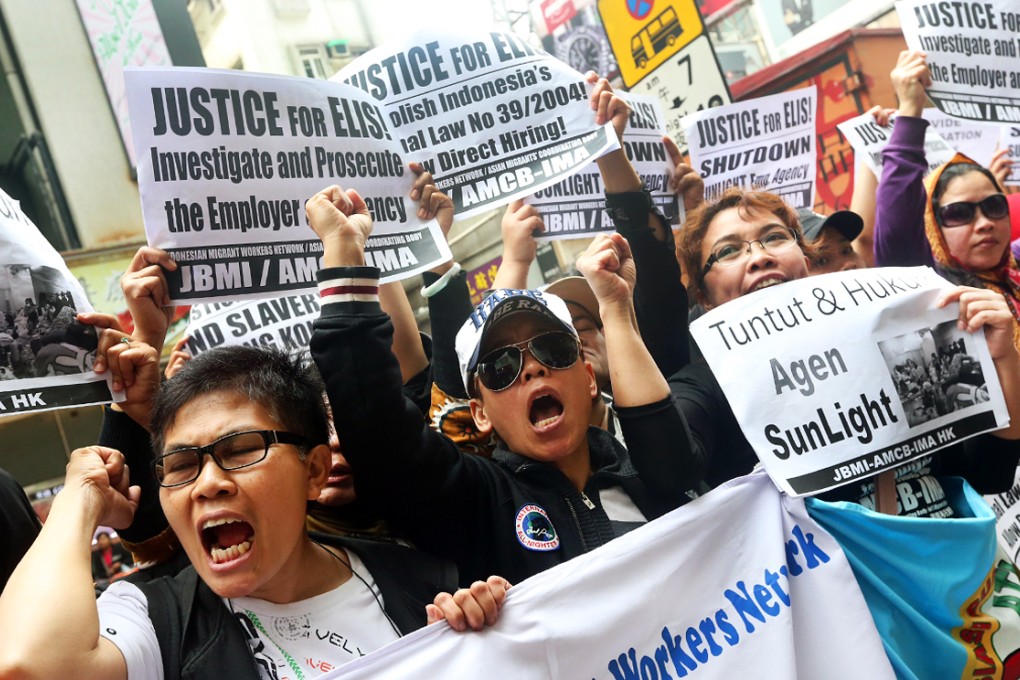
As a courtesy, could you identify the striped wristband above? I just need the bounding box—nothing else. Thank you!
[318,275,379,304]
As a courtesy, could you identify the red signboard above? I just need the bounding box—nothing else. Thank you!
[541,0,577,34]
[696,0,736,17]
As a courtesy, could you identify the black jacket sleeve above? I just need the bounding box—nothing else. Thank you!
[401,332,434,417]
[311,267,498,569]
[615,395,706,514]
[938,434,1020,495]
[99,407,168,544]
[0,468,41,591]
[668,361,760,488]
[606,189,691,378]
[422,269,473,398]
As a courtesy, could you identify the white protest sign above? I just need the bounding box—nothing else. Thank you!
[1002,125,1020,186]
[986,469,1020,565]
[897,0,1020,123]
[335,30,620,218]
[327,470,895,680]
[837,112,955,178]
[0,189,121,414]
[125,67,451,304]
[922,108,1003,166]
[183,293,321,360]
[690,267,1009,497]
[528,93,677,241]
[682,87,817,210]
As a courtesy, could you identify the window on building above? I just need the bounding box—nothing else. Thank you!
[297,45,329,79]
[707,4,770,83]
[273,0,312,16]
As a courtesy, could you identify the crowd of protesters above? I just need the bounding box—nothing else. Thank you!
[1,48,1020,680]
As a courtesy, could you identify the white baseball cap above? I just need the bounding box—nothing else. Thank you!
[455,289,577,394]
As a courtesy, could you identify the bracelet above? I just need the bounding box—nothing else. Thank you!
[421,262,462,298]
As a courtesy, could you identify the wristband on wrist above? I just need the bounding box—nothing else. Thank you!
[318,271,380,304]
[421,262,462,298]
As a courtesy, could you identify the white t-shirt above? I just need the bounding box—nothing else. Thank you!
[599,486,647,523]
[98,551,399,680]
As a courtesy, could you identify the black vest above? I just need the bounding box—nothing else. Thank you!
[135,533,458,679]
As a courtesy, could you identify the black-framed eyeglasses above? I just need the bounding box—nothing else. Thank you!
[475,331,580,393]
[936,193,1009,228]
[702,227,799,275]
[152,430,309,488]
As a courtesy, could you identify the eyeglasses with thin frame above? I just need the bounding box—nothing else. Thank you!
[475,331,580,393]
[936,193,1009,228]
[702,226,799,275]
[152,430,309,488]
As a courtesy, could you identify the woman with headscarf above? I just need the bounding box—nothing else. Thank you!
[923,157,1019,324]
[873,51,1020,347]
[668,184,1020,517]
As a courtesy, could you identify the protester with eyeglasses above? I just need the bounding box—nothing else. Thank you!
[669,185,1020,513]
[0,343,518,680]
[578,73,1020,508]
[873,50,1020,346]
[306,184,700,587]
[669,189,813,487]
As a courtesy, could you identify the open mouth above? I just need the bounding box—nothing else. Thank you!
[201,517,254,564]
[748,277,786,293]
[530,394,564,428]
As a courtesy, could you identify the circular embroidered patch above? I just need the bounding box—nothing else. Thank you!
[273,614,311,640]
[515,504,560,551]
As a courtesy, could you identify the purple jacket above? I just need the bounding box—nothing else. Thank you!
[873,116,936,268]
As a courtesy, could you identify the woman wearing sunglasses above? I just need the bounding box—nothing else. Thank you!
[670,185,1020,517]
[874,51,1020,345]
[580,70,1020,502]
[306,185,701,587]
[924,161,1018,325]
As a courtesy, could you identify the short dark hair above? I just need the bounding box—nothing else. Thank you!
[150,346,329,455]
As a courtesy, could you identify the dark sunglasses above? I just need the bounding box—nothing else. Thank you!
[936,193,1009,228]
[475,331,580,392]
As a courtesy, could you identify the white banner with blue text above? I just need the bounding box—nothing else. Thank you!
[326,470,894,679]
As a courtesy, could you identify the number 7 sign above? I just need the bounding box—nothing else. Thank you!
[628,34,732,153]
